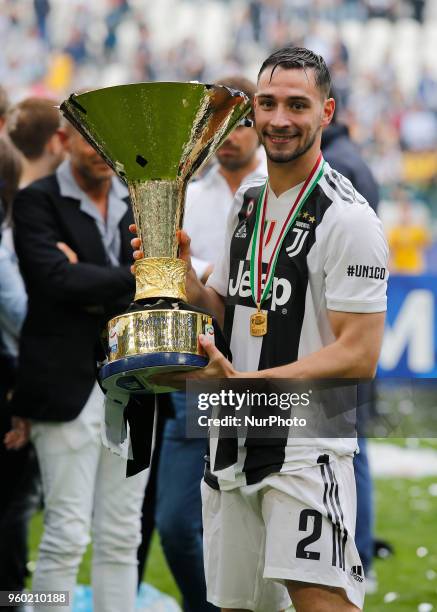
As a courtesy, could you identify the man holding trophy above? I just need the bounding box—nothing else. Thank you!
[57,46,387,612]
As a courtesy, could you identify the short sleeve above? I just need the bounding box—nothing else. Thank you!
[323,204,389,313]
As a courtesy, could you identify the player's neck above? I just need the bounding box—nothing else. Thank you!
[219,156,259,195]
[267,147,321,198]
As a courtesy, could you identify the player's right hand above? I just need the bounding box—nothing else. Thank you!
[129,224,143,271]
[176,229,194,274]
[129,224,194,277]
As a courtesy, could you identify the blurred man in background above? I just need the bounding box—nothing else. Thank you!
[7,97,64,189]
[153,76,266,612]
[6,121,147,612]
[321,91,379,211]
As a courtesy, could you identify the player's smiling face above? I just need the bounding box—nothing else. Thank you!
[254,66,333,164]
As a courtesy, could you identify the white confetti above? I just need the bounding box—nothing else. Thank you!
[417,547,429,558]
[426,570,436,580]
[384,592,399,603]
[418,604,433,612]
[428,483,437,497]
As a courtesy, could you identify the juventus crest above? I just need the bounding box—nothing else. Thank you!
[286,227,310,258]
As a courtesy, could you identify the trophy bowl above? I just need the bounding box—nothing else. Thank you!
[60,82,250,394]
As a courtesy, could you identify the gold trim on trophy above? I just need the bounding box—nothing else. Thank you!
[134,257,187,301]
[107,309,213,362]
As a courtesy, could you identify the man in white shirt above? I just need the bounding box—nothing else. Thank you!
[154,76,266,612]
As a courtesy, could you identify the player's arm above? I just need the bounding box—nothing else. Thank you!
[247,309,385,379]
[130,225,225,326]
[247,202,388,379]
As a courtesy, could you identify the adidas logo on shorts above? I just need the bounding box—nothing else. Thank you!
[350,565,364,582]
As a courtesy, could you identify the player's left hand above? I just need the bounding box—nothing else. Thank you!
[151,333,238,389]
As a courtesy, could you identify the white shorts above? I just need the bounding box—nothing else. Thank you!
[201,454,365,611]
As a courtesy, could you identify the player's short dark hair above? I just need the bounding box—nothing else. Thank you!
[0,85,10,119]
[215,76,257,103]
[257,46,332,99]
[0,136,22,225]
[7,97,60,160]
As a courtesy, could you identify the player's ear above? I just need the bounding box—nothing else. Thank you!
[321,97,335,128]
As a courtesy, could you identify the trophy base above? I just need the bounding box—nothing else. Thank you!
[100,306,214,395]
[100,351,207,395]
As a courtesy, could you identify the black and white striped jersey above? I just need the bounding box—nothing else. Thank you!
[205,162,388,490]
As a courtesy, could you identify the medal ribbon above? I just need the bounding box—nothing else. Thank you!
[250,153,325,309]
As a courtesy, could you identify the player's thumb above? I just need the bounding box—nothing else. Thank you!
[199,333,220,359]
[177,230,192,265]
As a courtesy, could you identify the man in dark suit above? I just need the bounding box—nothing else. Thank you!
[6,121,148,612]
[321,99,379,212]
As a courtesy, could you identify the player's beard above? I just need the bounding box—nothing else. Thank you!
[263,127,319,164]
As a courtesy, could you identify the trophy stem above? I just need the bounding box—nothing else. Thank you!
[134,257,187,302]
[128,180,185,259]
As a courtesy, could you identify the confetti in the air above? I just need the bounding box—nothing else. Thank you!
[384,592,399,603]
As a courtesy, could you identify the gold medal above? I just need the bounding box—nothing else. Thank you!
[250,304,267,336]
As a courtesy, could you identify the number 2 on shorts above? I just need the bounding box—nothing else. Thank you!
[296,509,322,560]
